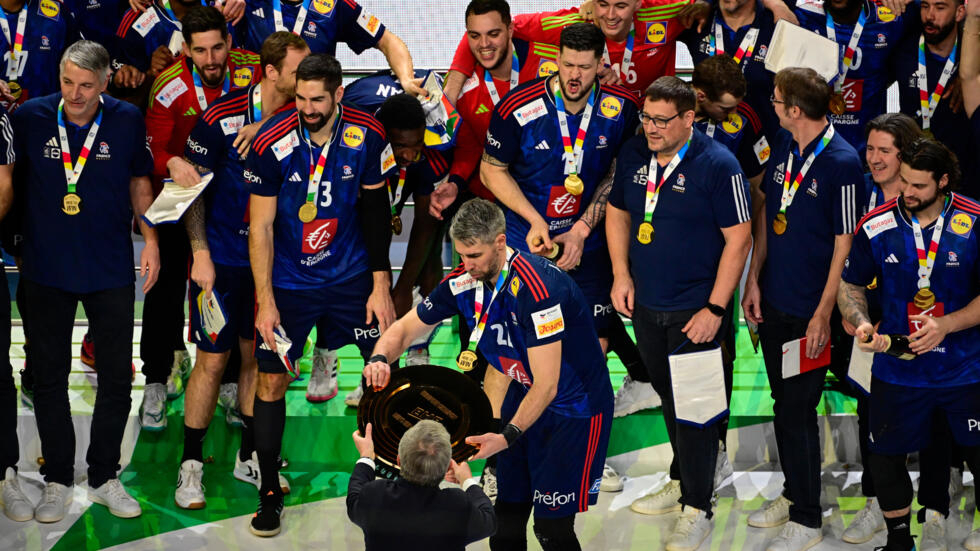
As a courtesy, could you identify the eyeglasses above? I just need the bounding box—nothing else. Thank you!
[638,111,679,129]
[770,94,785,105]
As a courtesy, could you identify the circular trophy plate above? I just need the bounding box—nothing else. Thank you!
[357,364,493,479]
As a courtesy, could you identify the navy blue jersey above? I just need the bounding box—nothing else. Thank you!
[343,69,440,114]
[795,0,910,152]
[66,0,127,58]
[608,130,750,311]
[417,250,613,417]
[842,194,980,387]
[694,102,769,178]
[115,4,180,72]
[760,125,862,317]
[12,93,153,293]
[384,148,450,215]
[185,84,277,267]
[242,0,382,56]
[679,1,779,138]
[0,0,78,110]
[484,77,639,255]
[245,104,396,289]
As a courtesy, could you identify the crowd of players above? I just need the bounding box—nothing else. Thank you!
[0,0,976,549]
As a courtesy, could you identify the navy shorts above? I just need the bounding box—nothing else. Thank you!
[254,271,380,373]
[569,249,615,337]
[496,383,612,518]
[869,376,980,455]
[188,263,255,353]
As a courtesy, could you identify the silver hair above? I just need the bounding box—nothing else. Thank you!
[448,198,506,245]
[398,420,452,487]
[59,40,111,84]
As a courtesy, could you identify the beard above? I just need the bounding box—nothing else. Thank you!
[558,75,592,103]
[923,20,958,45]
[196,65,226,87]
[904,191,942,213]
[300,113,328,133]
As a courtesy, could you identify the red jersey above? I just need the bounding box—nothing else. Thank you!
[146,48,262,189]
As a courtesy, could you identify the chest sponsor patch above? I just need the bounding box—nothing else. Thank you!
[271,131,300,161]
[38,0,60,18]
[133,8,161,36]
[862,211,897,238]
[547,186,581,218]
[841,79,864,112]
[154,77,188,108]
[449,273,479,295]
[645,21,667,45]
[380,143,396,173]
[357,9,381,36]
[341,123,366,150]
[499,356,531,386]
[598,94,622,121]
[220,115,245,136]
[947,210,975,238]
[722,113,743,135]
[302,218,337,254]
[531,304,565,339]
[753,136,771,164]
[537,59,558,77]
[312,0,334,15]
[513,98,547,127]
[233,67,254,88]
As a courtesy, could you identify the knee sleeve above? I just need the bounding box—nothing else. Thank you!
[869,453,913,512]
[532,515,580,551]
[489,501,531,551]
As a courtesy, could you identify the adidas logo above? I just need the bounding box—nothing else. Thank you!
[534,140,550,150]
[183,107,197,116]
[252,7,264,17]
[475,103,489,114]
[289,172,302,182]
[885,253,899,263]
[46,137,58,147]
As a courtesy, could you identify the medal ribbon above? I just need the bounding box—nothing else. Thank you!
[553,81,597,176]
[387,167,406,216]
[779,125,835,214]
[57,97,104,195]
[191,64,230,112]
[250,84,262,123]
[601,27,634,82]
[272,0,311,35]
[917,34,958,131]
[0,8,27,81]
[825,9,867,93]
[484,49,519,106]
[711,18,759,66]
[909,196,949,290]
[160,0,204,27]
[465,249,513,352]
[705,120,716,138]
[301,108,340,205]
[642,137,690,223]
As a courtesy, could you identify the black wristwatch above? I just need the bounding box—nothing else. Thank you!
[705,302,726,317]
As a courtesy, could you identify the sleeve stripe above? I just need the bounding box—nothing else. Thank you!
[732,174,749,224]
[842,183,857,233]
[1,114,13,164]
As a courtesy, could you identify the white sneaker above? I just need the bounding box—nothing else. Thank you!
[964,527,980,551]
[166,350,191,399]
[765,521,822,551]
[714,443,733,490]
[613,376,662,418]
[345,384,363,407]
[748,495,792,528]
[174,460,206,510]
[1,467,34,521]
[920,509,947,551]
[631,479,681,515]
[306,348,338,403]
[666,506,711,551]
[140,383,167,431]
[600,463,624,492]
[950,467,964,498]
[841,497,884,544]
[34,482,72,523]
[233,452,290,494]
[405,347,430,366]
[480,466,497,503]
[89,478,141,518]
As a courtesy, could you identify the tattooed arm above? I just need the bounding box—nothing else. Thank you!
[837,280,871,330]
[578,159,615,231]
[182,157,215,296]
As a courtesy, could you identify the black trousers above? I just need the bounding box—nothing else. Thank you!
[25,279,134,487]
[633,304,734,515]
[140,224,188,384]
[0,268,16,472]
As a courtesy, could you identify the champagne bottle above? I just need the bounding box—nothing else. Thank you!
[862,333,916,360]
[544,242,563,262]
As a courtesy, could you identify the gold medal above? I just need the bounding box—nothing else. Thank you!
[456,349,478,372]
[914,288,936,309]
[391,214,403,236]
[7,81,21,101]
[564,174,584,196]
[829,93,846,116]
[62,193,81,215]
[297,201,317,223]
[637,222,654,244]
[773,212,788,235]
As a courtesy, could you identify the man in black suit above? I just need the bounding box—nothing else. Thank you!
[347,420,497,550]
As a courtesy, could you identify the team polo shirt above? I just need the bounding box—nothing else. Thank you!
[342,68,440,113]
[760,125,863,318]
[245,104,396,289]
[449,0,691,97]
[694,101,769,178]
[843,193,980,387]
[0,0,77,111]
[146,50,261,185]
[484,77,639,255]
[418,250,612,417]
[608,130,750,311]
[66,0,127,59]
[794,0,910,152]
[450,38,551,200]
[679,2,779,138]
[11,93,153,293]
[185,85,294,267]
[241,0,383,55]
